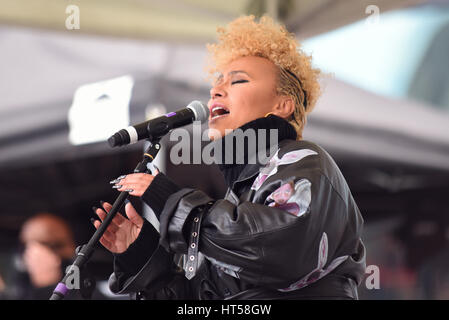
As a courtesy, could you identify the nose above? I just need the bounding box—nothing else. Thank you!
[209,83,226,99]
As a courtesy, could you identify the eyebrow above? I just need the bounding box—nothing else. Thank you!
[216,70,250,82]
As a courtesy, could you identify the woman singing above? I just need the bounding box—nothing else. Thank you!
[93,15,366,300]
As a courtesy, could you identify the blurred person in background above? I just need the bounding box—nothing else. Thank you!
[4,213,107,299]
[21,213,75,296]
[0,273,5,299]
[5,213,76,299]
[2,213,118,300]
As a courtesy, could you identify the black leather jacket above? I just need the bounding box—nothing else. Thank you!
[108,135,366,300]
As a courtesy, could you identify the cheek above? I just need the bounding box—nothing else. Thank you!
[230,87,256,113]
[230,86,275,118]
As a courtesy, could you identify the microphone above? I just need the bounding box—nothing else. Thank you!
[108,100,209,147]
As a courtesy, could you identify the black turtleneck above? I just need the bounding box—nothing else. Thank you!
[142,115,297,218]
[215,115,298,188]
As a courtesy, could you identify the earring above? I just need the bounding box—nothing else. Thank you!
[264,112,274,117]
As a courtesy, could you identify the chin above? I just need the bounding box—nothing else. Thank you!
[207,126,224,141]
[208,118,239,140]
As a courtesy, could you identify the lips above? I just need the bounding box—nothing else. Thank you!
[209,103,230,121]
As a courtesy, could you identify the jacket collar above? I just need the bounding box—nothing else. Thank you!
[211,115,298,189]
[230,139,293,190]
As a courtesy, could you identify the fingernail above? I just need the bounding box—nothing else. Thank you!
[92,206,98,213]
[90,218,96,225]
[112,185,122,189]
[124,199,130,205]
[118,175,126,179]
[125,189,134,193]
[110,179,120,184]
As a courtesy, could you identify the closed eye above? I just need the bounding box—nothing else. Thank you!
[231,80,248,85]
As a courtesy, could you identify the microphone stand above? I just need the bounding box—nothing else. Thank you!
[49,138,161,300]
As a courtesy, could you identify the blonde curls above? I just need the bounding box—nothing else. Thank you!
[206,15,321,140]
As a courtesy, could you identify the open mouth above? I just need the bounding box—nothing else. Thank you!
[210,105,230,120]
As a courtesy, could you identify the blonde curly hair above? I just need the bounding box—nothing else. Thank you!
[206,15,321,140]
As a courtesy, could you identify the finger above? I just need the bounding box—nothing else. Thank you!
[92,219,101,229]
[94,208,107,222]
[96,215,120,233]
[115,176,153,196]
[101,201,113,213]
[115,183,143,196]
[117,174,154,191]
[92,218,121,253]
[127,188,144,197]
[94,223,116,243]
[96,203,127,225]
[116,183,136,192]
[119,173,148,183]
[109,175,126,185]
[92,216,119,233]
[124,202,144,227]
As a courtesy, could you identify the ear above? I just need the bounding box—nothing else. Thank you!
[272,96,295,119]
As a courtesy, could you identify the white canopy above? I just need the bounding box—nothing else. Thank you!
[0,24,448,171]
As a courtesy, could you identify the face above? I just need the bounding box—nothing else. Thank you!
[207,56,282,140]
[20,217,75,259]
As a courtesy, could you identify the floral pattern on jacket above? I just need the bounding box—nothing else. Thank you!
[264,179,312,217]
[251,149,318,191]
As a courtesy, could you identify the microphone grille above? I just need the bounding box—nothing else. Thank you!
[187,101,209,123]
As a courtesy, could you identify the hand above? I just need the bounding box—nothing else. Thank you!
[92,201,144,254]
[23,242,62,287]
[110,170,159,197]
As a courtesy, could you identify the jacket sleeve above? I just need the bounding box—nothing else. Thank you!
[108,219,179,296]
[158,166,364,290]
[108,173,188,297]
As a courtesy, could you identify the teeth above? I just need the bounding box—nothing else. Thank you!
[212,106,227,112]
[211,106,230,120]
